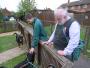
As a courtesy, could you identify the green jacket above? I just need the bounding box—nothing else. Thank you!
[31,18,48,48]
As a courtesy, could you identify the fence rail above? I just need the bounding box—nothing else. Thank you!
[0,21,17,33]
[18,21,73,68]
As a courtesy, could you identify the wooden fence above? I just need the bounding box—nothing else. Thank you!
[18,21,73,68]
[0,21,17,33]
[82,26,90,55]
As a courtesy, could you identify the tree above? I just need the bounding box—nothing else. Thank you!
[16,0,36,19]
[19,0,36,12]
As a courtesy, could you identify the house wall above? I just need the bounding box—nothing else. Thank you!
[69,3,90,26]
[30,10,55,26]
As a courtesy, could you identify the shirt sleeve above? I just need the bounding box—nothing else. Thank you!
[31,22,40,48]
[48,24,57,42]
[64,21,80,55]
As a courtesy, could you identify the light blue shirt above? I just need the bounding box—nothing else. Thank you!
[48,20,80,55]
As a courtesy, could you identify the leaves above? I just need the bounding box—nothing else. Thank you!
[16,0,36,18]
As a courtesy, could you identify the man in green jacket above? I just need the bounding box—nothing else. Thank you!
[25,13,48,53]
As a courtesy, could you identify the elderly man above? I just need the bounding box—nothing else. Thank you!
[44,8,80,61]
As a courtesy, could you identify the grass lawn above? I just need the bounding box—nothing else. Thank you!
[0,53,26,68]
[0,35,17,53]
[45,25,54,37]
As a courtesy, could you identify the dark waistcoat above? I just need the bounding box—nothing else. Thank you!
[53,19,74,50]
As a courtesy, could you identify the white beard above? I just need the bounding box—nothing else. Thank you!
[58,20,65,25]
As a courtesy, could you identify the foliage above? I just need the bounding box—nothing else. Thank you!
[45,25,54,37]
[18,0,36,12]
[16,0,36,18]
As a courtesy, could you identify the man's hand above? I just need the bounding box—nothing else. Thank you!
[29,48,35,54]
[40,41,46,45]
[57,50,65,56]
[40,41,49,45]
[42,41,53,48]
[43,41,53,45]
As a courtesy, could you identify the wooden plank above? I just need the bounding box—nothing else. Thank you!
[18,21,33,36]
[42,45,73,68]
[18,22,73,68]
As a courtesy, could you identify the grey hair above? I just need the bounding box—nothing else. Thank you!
[54,8,69,17]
